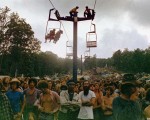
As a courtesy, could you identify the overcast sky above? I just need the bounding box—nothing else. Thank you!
[1,0,150,58]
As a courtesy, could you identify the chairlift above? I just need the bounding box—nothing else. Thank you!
[84,48,90,59]
[86,23,97,48]
[45,9,63,43]
[66,41,73,57]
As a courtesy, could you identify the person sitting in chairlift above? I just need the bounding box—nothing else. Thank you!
[45,29,56,43]
[53,30,63,44]
[49,29,56,41]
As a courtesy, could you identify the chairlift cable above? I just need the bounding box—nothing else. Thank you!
[45,20,49,40]
[60,21,70,42]
[93,0,97,10]
[90,0,97,31]
[48,0,55,9]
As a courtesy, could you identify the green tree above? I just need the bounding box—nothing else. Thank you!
[0,7,41,76]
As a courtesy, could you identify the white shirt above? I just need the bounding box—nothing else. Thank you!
[78,90,96,119]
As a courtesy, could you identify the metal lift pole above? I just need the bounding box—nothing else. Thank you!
[73,16,78,83]
[49,8,95,83]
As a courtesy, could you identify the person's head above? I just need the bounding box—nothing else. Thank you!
[74,84,79,93]
[67,82,75,92]
[2,77,10,86]
[61,79,66,86]
[76,6,79,9]
[86,6,88,9]
[110,82,118,91]
[28,78,37,88]
[83,80,90,96]
[120,82,136,98]
[20,80,24,87]
[23,81,28,89]
[38,80,49,93]
[10,78,20,90]
[89,83,95,91]
[95,83,100,90]
[48,81,53,90]
[105,86,113,96]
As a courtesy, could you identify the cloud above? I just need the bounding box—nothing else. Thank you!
[96,28,149,58]
[128,0,150,26]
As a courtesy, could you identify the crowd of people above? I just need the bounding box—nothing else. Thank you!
[0,73,150,120]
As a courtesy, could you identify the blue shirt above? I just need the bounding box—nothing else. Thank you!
[6,90,24,114]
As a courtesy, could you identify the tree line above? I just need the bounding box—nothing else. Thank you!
[84,47,150,74]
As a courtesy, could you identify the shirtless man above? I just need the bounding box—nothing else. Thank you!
[93,83,103,120]
[37,80,60,120]
[102,86,114,120]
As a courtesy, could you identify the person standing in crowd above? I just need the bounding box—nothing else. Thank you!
[48,80,54,90]
[36,80,60,120]
[144,105,150,119]
[142,88,150,120]
[113,82,142,120]
[93,83,104,120]
[24,78,41,120]
[59,81,80,120]
[0,79,13,120]
[78,80,96,120]
[69,6,79,18]
[102,86,114,120]
[2,76,10,92]
[6,78,25,120]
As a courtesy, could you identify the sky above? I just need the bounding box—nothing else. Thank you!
[1,0,150,58]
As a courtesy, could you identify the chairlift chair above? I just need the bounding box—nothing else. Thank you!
[45,10,63,43]
[84,49,90,59]
[86,23,97,48]
[66,41,73,57]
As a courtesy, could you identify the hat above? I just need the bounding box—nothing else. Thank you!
[10,78,20,84]
[67,81,75,86]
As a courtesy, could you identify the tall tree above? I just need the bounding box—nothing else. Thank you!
[0,7,41,76]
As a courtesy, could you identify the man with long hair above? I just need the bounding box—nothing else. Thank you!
[78,80,96,120]
[36,80,60,120]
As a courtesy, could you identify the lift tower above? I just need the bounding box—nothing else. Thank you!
[48,9,95,83]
